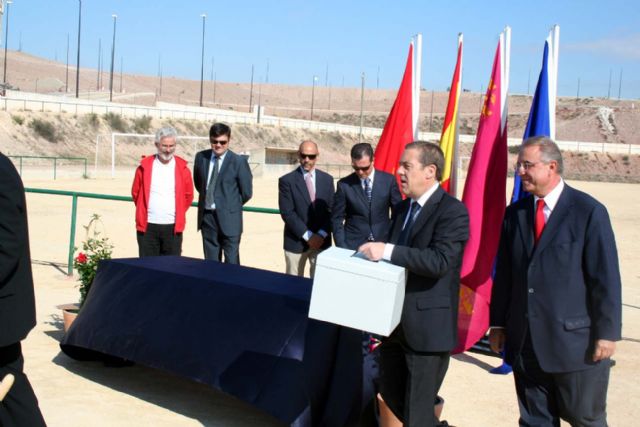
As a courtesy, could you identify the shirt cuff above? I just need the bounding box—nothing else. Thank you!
[317,229,328,238]
[383,244,394,261]
[302,231,312,241]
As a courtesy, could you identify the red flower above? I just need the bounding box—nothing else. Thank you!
[76,252,88,263]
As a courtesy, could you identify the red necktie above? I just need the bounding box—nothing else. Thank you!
[534,199,546,244]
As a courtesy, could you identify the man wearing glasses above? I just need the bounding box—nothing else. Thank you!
[332,142,402,250]
[194,123,253,263]
[278,140,334,277]
[490,136,621,426]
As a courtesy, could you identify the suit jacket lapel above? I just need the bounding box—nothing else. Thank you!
[350,174,369,208]
[534,186,572,255]
[295,168,312,205]
[515,198,535,259]
[408,186,443,243]
[390,199,410,244]
[217,151,231,179]
[202,150,213,188]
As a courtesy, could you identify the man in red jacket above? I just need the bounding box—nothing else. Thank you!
[132,127,194,257]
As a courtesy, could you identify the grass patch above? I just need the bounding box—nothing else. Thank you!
[102,112,128,132]
[86,113,100,128]
[132,115,152,134]
[28,118,59,142]
[11,115,24,125]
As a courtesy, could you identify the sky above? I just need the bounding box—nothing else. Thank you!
[4,0,640,99]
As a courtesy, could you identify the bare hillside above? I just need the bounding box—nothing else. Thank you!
[3,51,639,145]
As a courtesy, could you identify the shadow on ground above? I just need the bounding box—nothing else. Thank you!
[46,315,284,427]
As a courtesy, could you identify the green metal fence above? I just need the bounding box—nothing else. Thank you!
[10,155,88,179]
[24,188,280,275]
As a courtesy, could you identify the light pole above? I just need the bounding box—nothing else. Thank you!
[310,75,318,120]
[109,14,117,102]
[199,14,206,107]
[358,72,365,142]
[75,0,82,98]
[248,64,254,112]
[65,33,69,92]
[2,0,13,93]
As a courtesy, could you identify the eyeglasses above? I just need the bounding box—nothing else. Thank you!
[299,153,317,160]
[352,164,372,172]
[514,161,544,171]
[211,139,229,146]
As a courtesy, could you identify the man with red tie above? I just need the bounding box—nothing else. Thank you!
[490,136,622,427]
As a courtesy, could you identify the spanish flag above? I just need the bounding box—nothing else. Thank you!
[439,34,463,196]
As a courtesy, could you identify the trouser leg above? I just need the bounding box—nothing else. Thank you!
[513,333,560,427]
[0,343,46,427]
[201,211,221,261]
[284,250,305,276]
[554,361,611,427]
[137,224,162,257]
[156,224,182,256]
[220,233,241,264]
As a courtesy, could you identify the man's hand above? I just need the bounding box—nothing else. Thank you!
[593,339,616,362]
[489,328,506,353]
[308,234,324,250]
[357,242,385,261]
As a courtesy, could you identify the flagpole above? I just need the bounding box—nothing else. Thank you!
[452,33,463,198]
[501,27,511,134]
[412,33,422,139]
[548,25,560,140]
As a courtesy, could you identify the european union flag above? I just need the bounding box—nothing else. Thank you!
[511,27,558,203]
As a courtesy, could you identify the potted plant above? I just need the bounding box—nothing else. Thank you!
[61,214,113,332]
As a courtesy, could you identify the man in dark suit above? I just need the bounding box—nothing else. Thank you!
[359,141,469,426]
[332,142,402,250]
[490,136,621,427]
[194,123,253,264]
[278,140,334,278]
[0,152,46,426]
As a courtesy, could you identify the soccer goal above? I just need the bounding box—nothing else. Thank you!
[94,132,212,178]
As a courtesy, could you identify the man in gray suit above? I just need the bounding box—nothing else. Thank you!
[194,123,253,264]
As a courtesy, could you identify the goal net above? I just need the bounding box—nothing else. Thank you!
[94,132,212,178]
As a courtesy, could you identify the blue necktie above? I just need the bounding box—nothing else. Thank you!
[364,178,372,202]
[398,201,420,245]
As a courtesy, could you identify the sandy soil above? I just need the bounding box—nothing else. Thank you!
[18,173,640,426]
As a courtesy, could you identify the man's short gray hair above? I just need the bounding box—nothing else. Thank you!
[155,126,178,143]
[520,136,564,175]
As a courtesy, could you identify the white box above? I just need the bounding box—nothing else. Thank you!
[309,246,406,336]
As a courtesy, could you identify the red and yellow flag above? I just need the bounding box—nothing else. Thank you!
[439,35,463,196]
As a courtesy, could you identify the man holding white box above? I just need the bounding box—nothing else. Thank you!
[359,141,469,427]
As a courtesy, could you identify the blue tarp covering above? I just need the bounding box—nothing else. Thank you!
[60,256,372,426]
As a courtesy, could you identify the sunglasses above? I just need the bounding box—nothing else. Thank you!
[352,164,372,172]
[299,153,317,160]
[211,139,229,146]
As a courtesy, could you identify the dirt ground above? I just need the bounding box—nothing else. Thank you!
[18,172,640,426]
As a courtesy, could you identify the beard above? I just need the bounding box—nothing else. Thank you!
[158,152,174,162]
